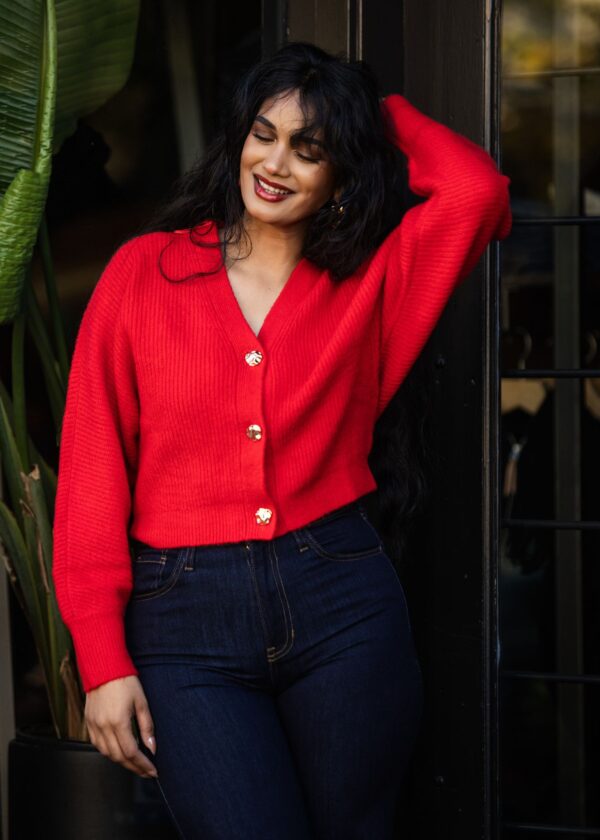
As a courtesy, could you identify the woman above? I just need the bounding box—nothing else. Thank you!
[52,41,511,839]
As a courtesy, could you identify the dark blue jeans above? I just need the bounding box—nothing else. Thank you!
[124,498,423,839]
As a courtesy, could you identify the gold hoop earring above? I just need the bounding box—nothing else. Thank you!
[329,200,346,229]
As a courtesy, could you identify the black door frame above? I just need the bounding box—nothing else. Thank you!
[398,3,502,837]
[261,3,504,836]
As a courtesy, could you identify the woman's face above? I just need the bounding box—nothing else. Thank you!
[238,89,340,228]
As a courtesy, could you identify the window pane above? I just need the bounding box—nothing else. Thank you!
[501,224,600,369]
[502,0,600,219]
[500,377,600,517]
[499,680,600,827]
[499,529,600,676]
[500,0,600,833]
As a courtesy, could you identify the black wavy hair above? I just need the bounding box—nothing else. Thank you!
[137,40,404,281]
[136,40,432,562]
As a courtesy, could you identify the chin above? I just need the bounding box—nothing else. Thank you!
[242,200,299,227]
[240,180,314,227]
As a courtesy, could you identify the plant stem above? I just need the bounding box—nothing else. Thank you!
[11,301,30,471]
[24,278,65,436]
[38,216,69,388]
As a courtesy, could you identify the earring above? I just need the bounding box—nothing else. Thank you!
[329,200,346,229]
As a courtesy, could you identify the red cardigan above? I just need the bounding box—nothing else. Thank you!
[52,93,512,692]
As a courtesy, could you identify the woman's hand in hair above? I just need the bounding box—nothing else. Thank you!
[85,675,159,779]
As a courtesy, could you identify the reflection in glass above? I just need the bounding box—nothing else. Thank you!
[499,0,600,834]
[502,1,600,220]
[501,224,600,370]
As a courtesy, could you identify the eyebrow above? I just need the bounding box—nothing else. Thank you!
[254,114,325,148]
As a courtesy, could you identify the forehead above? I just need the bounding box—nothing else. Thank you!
[255,91,322,137]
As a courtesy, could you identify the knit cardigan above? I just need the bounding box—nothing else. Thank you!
[52,93,512,692]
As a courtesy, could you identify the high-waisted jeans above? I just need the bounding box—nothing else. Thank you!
[124,498,423,840]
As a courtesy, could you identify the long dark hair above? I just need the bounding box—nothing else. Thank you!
[137,41,431,561]
[137,41,404,280]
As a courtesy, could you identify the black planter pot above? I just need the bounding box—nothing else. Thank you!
[8,727,178,839]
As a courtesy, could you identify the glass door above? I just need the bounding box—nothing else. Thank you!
[498,1,600,836]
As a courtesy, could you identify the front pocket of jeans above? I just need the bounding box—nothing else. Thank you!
[131,547,188,601]
[300,511,383,561]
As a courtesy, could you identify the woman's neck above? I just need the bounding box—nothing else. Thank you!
[223,214,308,277]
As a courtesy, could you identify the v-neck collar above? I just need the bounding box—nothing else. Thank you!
[200,220,322,352]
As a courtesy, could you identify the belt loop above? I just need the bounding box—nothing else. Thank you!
[184,546,195,571]
[291,528,308,551]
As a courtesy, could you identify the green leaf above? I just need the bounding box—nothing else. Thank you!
[0,0,140,322]
[21,463,75,734]
[24,276,66,428]
[0,385,26,529]
[24,464,54,596]
[0,169,48,321]
[0,500,48,667]
[0,0,56,322]
[54,1,140,151]
[0,378,57,501]
[0,0,140,735]
[0,0,46,191]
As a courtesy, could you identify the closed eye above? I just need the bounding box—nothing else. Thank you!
[296,151,321,163]
[252,132,272,143]
[251,132,321,164]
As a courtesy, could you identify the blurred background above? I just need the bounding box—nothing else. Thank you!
[1,0,599,837]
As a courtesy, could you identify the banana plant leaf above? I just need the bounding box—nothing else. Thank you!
[0,379,57,506]
[0,0,140,323]
[0,0,56,323]
[0,0,140,736]
[53,2,140,152]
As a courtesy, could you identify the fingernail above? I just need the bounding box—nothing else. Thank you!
[147,736,156,754]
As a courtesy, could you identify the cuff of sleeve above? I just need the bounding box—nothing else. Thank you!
[381,93,504,180]
[380,93,433,152]
[69,612,139,693]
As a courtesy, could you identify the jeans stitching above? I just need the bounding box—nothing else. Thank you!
[134,557,166,564]
[267,542,295,661]
[244,549,273,656]
[358,508,385,550]
[134,553,166,593]
[302,527,383,561]
[184,546,194,571]
[291,528,310,552]
[131,549,188,601]
[266,541,288,659]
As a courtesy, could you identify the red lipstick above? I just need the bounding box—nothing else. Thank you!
[253,174,294,202]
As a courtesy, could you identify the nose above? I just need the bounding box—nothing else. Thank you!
[263,142,291,178]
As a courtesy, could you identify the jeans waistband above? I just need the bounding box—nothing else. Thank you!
[130,498,368,555]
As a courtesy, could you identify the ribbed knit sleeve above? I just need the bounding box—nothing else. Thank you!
[376,94,512,415]
[52,239,140,693]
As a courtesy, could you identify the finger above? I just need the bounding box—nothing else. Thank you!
[94,723,141,776]
[134,695,157,756]
[102,729,126,765]
[114,721,158,778]
[104,728,154,778]
[90,726,112,762]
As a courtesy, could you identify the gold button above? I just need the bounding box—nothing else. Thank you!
[246,424,263,441]
[245,350,263,366]
[255,507,273,524]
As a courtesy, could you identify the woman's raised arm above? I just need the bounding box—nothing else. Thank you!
[376,93,512,415]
